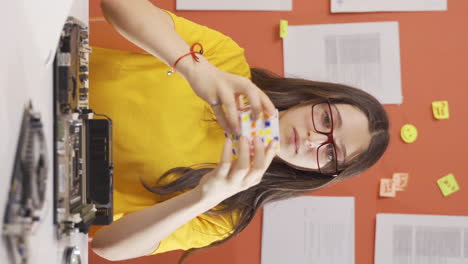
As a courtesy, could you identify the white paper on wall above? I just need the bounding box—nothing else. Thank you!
[283,21,402,104]
[177,0,292,11]
[331,0,447,13]
[375,213,468,264]
[262,196,355,264]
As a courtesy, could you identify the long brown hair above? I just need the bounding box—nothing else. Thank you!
[140,68,390,263]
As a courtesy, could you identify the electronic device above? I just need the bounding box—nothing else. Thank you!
[53,17,114,241]
[2,103,48,264]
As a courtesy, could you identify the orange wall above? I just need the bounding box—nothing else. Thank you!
[89,1,468,263]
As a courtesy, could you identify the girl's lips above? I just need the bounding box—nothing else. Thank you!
[294,128,299,154]
[290,127,298,154]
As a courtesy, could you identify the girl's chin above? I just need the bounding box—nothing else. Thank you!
[275,154,316,172]
[275,154,296,167]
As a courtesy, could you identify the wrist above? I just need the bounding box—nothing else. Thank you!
[193,185,229,205]
[176,54,210,82]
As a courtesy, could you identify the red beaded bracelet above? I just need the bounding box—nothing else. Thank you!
[167,42,204,75]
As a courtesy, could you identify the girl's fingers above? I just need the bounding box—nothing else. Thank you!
[247,138,277,185]
[242,84,262,120]
[258,90,277,118]
[216,138,233,177]
[251,136,266,171]
[211,105,231,134]
[264,139,279,164]
[240,83,276,121]
[230,136,250,179]
[219,91,239,134]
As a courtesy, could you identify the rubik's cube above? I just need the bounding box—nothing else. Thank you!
[227,108,280,159]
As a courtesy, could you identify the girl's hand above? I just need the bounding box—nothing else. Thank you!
[196,136,278,201]
[185,59,276,135]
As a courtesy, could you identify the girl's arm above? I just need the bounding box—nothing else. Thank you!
[91,186,222,261]
[100,0,276,134]
[90,108,278,261]
[100,0,203,81]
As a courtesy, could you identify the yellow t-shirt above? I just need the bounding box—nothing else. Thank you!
[88,10,250,255]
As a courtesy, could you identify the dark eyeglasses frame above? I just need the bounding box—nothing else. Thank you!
[311,100,339,176]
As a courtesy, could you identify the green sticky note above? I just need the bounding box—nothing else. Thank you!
[280,20,288,38]
[437,174,460,197]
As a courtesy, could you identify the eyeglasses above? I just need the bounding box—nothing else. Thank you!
[311,100,339,175]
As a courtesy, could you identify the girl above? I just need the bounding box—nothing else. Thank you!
[90,0,390,262]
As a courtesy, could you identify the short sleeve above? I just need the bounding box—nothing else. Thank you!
[163,10,251,79]
[146,209,240,255]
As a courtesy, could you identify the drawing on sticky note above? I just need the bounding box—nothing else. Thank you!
[400,124,418,143]
[380,178,396,197]
[437,174,460,197]
[432,101,449,119]
[392,172,409,191]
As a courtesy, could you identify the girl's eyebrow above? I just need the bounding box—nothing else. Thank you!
[331,104,347,163]
[331,104,343,128]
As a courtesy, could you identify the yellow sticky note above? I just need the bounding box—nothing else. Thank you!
[280,20,288,38]
[437,173,460,197]
[432,101,449,119]
[400,124,418,143]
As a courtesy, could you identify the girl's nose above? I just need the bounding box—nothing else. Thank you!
[305,130,328,148]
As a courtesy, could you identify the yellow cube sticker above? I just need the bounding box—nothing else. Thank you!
[280,20,288,38]
[432,101,449,119]
[437,174,460,197]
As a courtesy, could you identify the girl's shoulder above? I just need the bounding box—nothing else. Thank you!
[163,10,252,79]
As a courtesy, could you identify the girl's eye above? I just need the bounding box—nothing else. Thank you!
[322,111,332,129]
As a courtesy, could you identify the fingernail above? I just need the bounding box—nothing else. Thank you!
[251,136,257,144]
[272,139,278,147]
[267,108,275,116]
